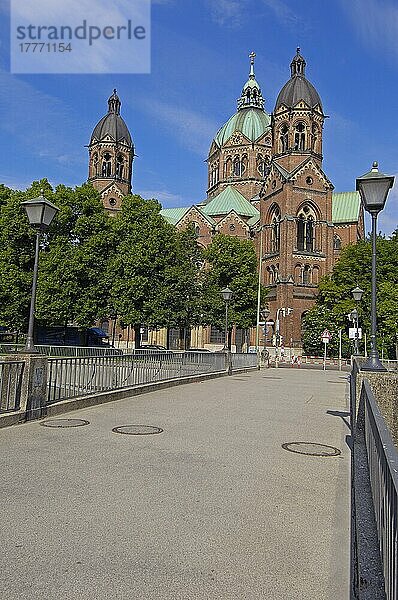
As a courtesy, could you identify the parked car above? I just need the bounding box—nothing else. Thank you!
[133,344,171,360]
[186,348,211,352]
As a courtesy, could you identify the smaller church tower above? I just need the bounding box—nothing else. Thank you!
[272,48,324,172]
[88,90,134,213]
[260,49,334,346]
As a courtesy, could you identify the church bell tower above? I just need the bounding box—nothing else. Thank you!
[88,90,134,213]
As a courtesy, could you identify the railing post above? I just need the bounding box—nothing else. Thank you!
[21,354,49,420]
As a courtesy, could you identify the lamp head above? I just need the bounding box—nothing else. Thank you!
[352,286,364,302]
[22,192,59,230]
[356,162,394,215]
[221,287,234,302]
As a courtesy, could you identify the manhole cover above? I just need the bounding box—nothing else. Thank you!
[112,425,163,436]
[40,419,90,428]
[282,442,341,457]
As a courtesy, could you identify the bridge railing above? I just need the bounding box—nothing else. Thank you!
[351,360,398,600]
[360,379,398,600]
[0,360,25,413]
[47,350,256,404]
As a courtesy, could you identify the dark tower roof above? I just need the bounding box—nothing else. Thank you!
[90,90,133,147]
[275,48,323,111]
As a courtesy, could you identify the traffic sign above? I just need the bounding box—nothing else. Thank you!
[321,329,332,340]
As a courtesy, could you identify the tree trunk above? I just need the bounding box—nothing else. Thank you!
[134,324,141,349]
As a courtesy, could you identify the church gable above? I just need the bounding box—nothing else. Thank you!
[223,130,251,148]
[177,205,214,230]
[216,210,250,235]
[290,158,333,190]
[261,163,286,196]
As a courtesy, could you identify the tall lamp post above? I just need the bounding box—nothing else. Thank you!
[356,162,394,371]
[22,193,59,353]
[221,287,233,375]
[351,286,364,356]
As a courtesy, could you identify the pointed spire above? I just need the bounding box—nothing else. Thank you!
[108,89,121,115]
[290,47,306,77]
[249,51,256,78]
[237,52,265,111]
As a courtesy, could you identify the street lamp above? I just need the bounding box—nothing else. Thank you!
[221,287,233,375]
[351,286,364,356]
[21,192,59,353]
[356,162,394,371]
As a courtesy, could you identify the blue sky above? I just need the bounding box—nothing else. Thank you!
[0,0,397,234]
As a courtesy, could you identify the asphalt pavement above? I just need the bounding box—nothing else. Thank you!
[0,368,351,599]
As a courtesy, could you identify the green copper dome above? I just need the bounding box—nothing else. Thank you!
[212,53,270,149]
[214,107,271,147]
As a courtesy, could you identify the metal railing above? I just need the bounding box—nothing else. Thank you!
[361,379,398,600]
[0,361,25,413]
[47,350,232,404]
[231,352,258,369]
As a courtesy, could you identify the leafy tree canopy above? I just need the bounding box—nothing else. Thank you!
[201,234,267,331]
[303,232,398,357]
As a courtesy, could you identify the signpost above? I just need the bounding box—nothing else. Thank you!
[321,329,332,371]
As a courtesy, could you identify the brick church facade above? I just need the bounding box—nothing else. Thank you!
[88,50,364,349]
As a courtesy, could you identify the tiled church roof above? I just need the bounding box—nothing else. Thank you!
[332,192,361,223]
[202,186,259,218]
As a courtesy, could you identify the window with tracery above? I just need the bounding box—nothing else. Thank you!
[224,158,232,178]
[297,205,316,252]
[302,265,311,285]
[102,152,112,177]
[257,154,268,176]
[279,124,289,152]
[312,124,318,152]
[270,206,281,253]
[294,122,306,151]
[333,235,342,250]
[116,154,124,179]
[233,155,246,177]
[92,153,98,176]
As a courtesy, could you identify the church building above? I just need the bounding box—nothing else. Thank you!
[88,50,364,349]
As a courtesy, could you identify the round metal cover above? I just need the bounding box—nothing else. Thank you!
[40,419,90,428]
[282,442,341,457]
[112,425,163,436]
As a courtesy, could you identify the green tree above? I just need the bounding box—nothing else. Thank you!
[201,234,266,344]
[303,232,398,357]
[108,195,202,345]
[0,180,112,331]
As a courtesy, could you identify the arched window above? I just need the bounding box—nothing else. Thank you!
[294,264,302,283]
[294,122,306,151]
[302,265,311,285]
[233,156,246,177]
[92,153,98,176]
[224,158,232,178]
[333,235,342,250]
[270,206,281,253]
[297,205,316,252]
[312,266,319,284]
[192,221,200,237]
[102,152,112,177]
[312,124,318,152]
[257,154,269,176]
[280,124,289,152]
[116,154,124,179]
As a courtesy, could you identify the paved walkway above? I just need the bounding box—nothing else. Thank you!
[0,369,350,599]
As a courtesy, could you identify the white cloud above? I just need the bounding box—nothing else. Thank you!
[208,0,250,26]
[135,97,218,156]
[262,0,302,28]
[136,189,183,204]
[0,70,83,165]
[340,0,398,59]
